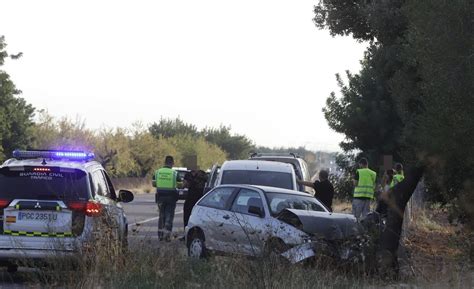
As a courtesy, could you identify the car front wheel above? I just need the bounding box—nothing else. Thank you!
[187,231,207,259]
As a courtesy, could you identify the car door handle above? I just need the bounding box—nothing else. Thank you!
[223,215,230,220]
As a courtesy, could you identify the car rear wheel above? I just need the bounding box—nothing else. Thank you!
[187,231,207,259]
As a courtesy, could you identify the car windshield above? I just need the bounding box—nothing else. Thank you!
[177,171,187,182]
[0,167,89,201]
[221,170,293,190]
[266,192,327,216]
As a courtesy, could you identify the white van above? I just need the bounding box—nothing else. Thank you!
[205,160,298,191]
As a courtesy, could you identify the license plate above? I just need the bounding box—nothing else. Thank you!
[17,212,58,222]
[179,191,184,196]
[4,208,72,234]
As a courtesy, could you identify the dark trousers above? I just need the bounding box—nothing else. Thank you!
[183,200,194,228]
[183,188,204,228]
[157,194,177,240]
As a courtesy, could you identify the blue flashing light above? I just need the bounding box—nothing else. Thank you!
[13,150,95,161]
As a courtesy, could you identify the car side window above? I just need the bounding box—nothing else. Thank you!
[199,187,234,210]
[92,170,111,198]
[301,161,309,180]
[102,170,117,200]
[231,189,264,216]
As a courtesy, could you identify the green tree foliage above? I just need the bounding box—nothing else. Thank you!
[255,146,336,176]
[201,125,254,160]
[130,124,179,177]
[149,118,254,160]
[314,0,407,44]
[315,1,407,164]
[168,134,227,170]
[31,110,96,151]
[0,36,35,160]
[323,46,404,162]
[149,117,199,139]
[30,114,227,178]
[94,128,137,177]
[393,0,473,219]
[315,0,473,219]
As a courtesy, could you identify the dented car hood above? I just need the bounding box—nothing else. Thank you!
[278,209,360,240]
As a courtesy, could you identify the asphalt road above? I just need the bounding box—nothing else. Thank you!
[122,193,186,243]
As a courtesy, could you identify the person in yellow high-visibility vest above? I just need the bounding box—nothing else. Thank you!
[352,158,377,220]
[152,156,179,241]
[390,163,404,188]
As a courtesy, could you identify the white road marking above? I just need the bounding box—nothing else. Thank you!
[129,210,183,227]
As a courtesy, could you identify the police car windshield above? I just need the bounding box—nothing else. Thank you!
[0,167,89,201]
[221,170,293,190]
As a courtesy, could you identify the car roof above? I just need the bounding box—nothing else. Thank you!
[216,184,311,197]
[249,156,302,166]
[221,160,294,173]
[1,158,100,171]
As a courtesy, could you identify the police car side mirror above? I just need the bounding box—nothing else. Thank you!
[118,190,134,203]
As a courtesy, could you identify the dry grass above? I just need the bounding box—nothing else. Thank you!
[402,207,474,288]
[112,177,154,194]
[4,204,472,288]
[23,242,380,289]
[332,200,352,213]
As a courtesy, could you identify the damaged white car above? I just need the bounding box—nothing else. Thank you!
[185,185,364,264]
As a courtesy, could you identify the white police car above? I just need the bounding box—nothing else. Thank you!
[0,150,134,272]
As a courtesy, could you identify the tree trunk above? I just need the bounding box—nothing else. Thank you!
[377,166,424,276]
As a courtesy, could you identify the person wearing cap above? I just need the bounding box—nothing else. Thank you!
[152,155,179,241]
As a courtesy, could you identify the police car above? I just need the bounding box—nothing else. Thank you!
[0,150,134,272]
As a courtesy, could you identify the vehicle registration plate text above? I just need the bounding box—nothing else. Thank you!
[17,212,58,222]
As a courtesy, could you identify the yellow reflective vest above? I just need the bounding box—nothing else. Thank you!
[390,173,404,188]
[155,167,177,191]
[354,168,377,199]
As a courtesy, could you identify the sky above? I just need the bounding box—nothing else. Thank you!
[1,0,367,152]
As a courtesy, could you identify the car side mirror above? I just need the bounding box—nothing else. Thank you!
[118,190,134,203]
[248,206,264,217]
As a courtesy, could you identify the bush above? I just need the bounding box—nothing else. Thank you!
[330,173,354,201]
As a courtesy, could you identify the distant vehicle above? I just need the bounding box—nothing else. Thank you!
[205,160,298,192]
[185,185,361,263]
[0,150,134,272]
[249,153,315,195]
[173,167,190,200]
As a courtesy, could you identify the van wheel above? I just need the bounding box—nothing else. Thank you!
[187,231,207,259]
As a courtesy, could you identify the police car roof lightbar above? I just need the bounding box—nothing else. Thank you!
[13,150,95,161]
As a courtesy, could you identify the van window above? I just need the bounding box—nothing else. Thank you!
[221,170,293,190]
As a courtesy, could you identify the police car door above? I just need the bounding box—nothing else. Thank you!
[90,170,123,242]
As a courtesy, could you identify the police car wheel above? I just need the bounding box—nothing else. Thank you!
[188,233,206,259]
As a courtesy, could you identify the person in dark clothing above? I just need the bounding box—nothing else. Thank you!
[297,170,335,211]
[375,169,394,218]
[183,169,208,228]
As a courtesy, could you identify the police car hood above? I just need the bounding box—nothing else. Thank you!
[277,209,361,240]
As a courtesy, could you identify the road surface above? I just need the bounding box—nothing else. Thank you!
[122,192,186,243]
